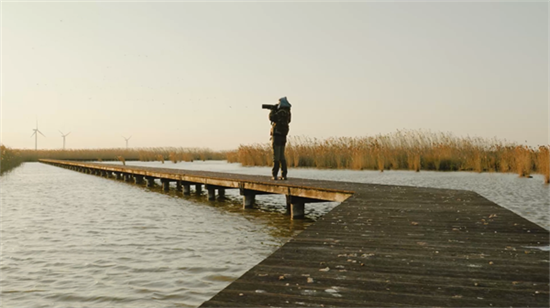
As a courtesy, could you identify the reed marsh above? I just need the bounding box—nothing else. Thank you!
[227,130,550,184]
[0,145,24,175]
[17,147,227,163]
[3,130,548,184]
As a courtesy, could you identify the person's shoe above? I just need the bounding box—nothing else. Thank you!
[271,176,278,180]
[279,176,288,180]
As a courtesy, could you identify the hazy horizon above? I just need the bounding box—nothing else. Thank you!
[2,1,548,151]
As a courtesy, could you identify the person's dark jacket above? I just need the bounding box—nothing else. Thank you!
[269,108,291,145]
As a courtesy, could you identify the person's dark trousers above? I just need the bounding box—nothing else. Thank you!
[281,160,287,178]
[272,136,287,178]
[272,159,287,178]
[272,161,280,178]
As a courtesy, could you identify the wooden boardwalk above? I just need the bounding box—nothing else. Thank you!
[40,159,550,307]
[39,159,353,218]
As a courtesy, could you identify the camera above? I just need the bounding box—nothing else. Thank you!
[262,104,278,110]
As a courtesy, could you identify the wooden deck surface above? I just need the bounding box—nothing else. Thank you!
[40,160,550,307]
[202,185,549,307]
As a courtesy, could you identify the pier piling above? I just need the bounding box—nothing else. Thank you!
[242,193,255,209]
[183,184,191,195]
[162,179,170,192]
[134,175,144,185]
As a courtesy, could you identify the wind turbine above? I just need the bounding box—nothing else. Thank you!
[30,121,46,150]
[122,135,132,149]
[59,131,71,150]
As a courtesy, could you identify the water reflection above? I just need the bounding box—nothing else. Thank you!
[1,162,308,308]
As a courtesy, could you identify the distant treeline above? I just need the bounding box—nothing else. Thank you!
[226,130,550,184]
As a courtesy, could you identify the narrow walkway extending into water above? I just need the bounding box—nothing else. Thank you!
[39,159,353,219]
[40,159,549,307]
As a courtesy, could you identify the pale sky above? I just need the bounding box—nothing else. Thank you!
[1,1,548,150]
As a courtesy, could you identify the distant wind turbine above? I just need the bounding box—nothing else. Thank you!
[122,135,132,149]
[30,121,46,150]
[59,131,71,150]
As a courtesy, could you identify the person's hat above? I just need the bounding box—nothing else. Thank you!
[278,97,292,109]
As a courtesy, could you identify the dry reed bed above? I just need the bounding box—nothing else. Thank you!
[8,147,226,165]
[226,130,550,184]
[2,130,549,184]
[0,145,24,175]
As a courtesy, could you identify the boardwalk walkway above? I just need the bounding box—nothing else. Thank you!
[40,159,549,307]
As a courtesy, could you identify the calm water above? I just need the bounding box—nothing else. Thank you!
[1,161,548,307]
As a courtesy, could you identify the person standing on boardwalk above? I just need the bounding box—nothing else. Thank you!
[269,97,292,180]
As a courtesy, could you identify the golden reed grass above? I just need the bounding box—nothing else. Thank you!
[0,147,227,175]
[2,130,549,184]
[1,145,24,174]
[227,130,550,184]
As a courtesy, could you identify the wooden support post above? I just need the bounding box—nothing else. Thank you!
[115,172,122,180]
[290,200,305,219]
[125,174,133,182]
[195,184,202,194]
[285,195,292,215]
[218,188,225,200]
[207,187,216,200]
[243,193,255,209]
[162,179,170,192]
[286,196,314,219]
[146,176,155,187]
[183,184,191,195]
[134,175,144,184]
[176,181,182,192]
[240,188,261,209]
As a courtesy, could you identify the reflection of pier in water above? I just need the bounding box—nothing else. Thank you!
[40,159,549,307]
